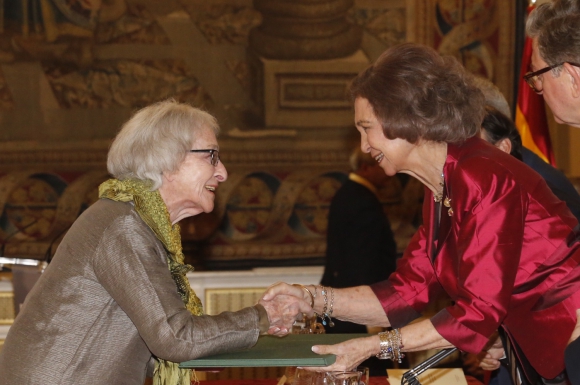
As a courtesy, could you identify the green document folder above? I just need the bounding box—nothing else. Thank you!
[180,333,368,368]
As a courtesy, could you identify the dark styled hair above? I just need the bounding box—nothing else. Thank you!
[481,106,523,161]
[348,43,485,144]
[527,0,580,70]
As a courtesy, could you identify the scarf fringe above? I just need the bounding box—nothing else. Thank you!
[153,360,196,385]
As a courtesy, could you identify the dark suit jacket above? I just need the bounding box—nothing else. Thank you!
[566,335,580,385]
[321,178,398,291]
[522,147,580,222]
[321,176,398,361]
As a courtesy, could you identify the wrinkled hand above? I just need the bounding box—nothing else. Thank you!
[259,282,313,336]
[304,336,377,372]
[569,309,580,346]
[479,335,504,371]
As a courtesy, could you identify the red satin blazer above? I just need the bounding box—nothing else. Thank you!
[371,137,580,379]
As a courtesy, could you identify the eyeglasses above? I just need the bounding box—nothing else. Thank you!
[524,62,580,93]
[189,149,220,166]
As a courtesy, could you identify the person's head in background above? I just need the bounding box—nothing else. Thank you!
[526,0,580,127]
[471,76,523,159]
[480,106,524,161]
[349,147,389,189]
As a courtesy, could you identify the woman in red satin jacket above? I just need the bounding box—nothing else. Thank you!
[262,43,580,384]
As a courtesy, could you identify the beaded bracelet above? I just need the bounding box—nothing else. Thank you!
[328,287,334,318]
[320,286,328,323]
[318,286,335,327]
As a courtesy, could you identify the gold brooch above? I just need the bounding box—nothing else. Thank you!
[444,197,453,216]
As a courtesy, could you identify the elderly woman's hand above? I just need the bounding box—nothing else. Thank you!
[479,335,504,371]
[259,283,313,336]
[303,335,377,372]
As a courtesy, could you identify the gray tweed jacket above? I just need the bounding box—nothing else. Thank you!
[0,199,261,385]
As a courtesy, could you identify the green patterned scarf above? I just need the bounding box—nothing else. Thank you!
[99,178,204,385]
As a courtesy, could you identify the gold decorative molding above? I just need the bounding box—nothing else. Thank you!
[0,141,352,171]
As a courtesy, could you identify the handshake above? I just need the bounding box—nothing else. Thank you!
[258,282,316,336]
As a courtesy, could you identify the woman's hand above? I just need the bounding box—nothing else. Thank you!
[259,282,313,336]
[304,335,378,372]
[479,335,504,371]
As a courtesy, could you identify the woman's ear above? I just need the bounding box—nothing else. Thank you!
[496,138,513,155]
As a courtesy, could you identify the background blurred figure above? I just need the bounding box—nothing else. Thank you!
[320,147,398,375]
[480,105,580,222]
[473,75,580,222]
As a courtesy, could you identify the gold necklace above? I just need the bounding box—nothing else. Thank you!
[433,172,445,203]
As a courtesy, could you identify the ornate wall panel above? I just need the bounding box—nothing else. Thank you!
[0,0,514,269]
[408,0,516,107]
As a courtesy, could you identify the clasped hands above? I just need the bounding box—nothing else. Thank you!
[258,283,371,372]
[258,282,314,336]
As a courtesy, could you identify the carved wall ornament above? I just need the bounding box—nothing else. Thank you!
[249,0,362,60]
[180,2,262,45]
[43,59,213,109]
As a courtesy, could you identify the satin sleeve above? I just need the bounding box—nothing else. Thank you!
[431,162,528,353]
[371,215,445,328]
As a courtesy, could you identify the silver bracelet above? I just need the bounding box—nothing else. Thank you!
[318,286,335,327]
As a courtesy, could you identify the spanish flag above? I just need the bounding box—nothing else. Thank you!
[515,6,556,166]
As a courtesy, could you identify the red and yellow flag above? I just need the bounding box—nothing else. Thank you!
[515,5,556,166]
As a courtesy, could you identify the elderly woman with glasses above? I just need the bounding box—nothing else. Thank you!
[263,43,580,384]
[0,100,310,385]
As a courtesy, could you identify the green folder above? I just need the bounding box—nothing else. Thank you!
[180,333,368,368]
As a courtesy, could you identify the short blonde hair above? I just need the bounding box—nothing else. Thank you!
[107,99,220,190]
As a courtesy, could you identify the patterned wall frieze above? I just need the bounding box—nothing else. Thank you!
[0,148,109,171]
[0,142,351,171]
[202,240,327,262]
[0,167,423,268]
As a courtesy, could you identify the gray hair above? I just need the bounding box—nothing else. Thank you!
[349,147,377,172]
[107,99,220,190]
[527,0,580,75]
[472,76,512,119]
